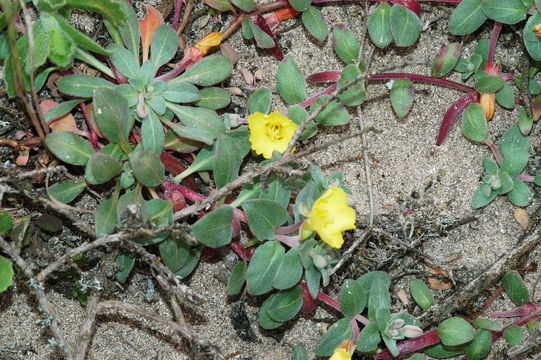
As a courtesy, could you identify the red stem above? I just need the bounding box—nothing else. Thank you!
[299,84,337,108]
[484,140,503,165]
[79,103,99,150]
[172,0,183,30]
[373,329,441,359]
[487,22,502,68]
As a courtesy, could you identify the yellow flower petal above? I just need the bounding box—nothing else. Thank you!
[329,349,351,360]
[304,186,356,249]
[248,112,299,159]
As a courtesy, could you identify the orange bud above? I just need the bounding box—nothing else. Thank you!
[533,23,541,37]
[194,32,222,55]
[480,92,496,120]
[274,7,301,21]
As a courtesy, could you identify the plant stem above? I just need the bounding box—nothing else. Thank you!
[487,21,502,68]
[484,140,503,165]
[517,174,536,182]
[316,291,370,325]
[369,73,474,93]
[172,0,183,30]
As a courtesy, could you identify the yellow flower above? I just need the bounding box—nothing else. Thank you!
[303,186,356,249]
[329,339,355,360]
[248,112,298,159]
[533,23,541,37]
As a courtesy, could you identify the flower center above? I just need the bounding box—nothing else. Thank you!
[314,206,332,225]
[265,121,284,141]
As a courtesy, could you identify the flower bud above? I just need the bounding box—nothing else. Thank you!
[479,92,495,120]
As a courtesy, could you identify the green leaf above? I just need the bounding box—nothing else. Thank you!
[85,152,122,185]
[471,184,497,209]
[0,211,13,235]
[163,82,200,103]
[498,126,530,157]
[302,6,328,42]
[166,103,226,140]
[116,189,142,221]
[518,107,533,135]
[424,343,465,358]
[272,247,303,290]
[45,131,95,166]
[114,253,135,283]
[508,178,533,206]
[214,134,246,188]
[462,103,488,142]
[175,246,201,278]
[141,111,164,155]
[338,64,365,107]
[437,317,475,346]
[0,256,14,293]
[356,271,391,294]
[260,177,291,208]
[495,82,515,109]
[292,345,308,360]
[173,55,233,86]
[390,4,421,47]
[503,324,523,346]
[66,0,127,24]
[204,0,234,12]
[289,104,317,140]
[289,0,311,11]
[500,150,529,176]
[57,74,114,98]
[100,143,127,161]
[52,13,110,55]
[42,14,75,69]
[151,25,179,68]
[277,56,306,105]
[390,78,414,118]
[524,14,541,61]
[315,318,353,356]
[138,199,173,245]
[47,179,87,204]
[475,72,504,93]
[195,87,231,110]
[108,44,138,78]
[368,278,391,320]
[159,237,192,273]
[367,2,392,48]
[471,318,503,332]
[409,278,434,310]
[115,0,140,61]
[94,88,132,152]
[449,0,487,35]
[44,99,85,123]
[432,43,462,78]
[501,271,530,305]
[192,206,233,248]
[332,27,360,64]
[266,285,303,322]
[95,197,117,235]
[305,265,321,299]
[242,17,254,39]
[227,261,247,295]
[258,293,285,329]
[339,279,366,319]
[250,22,275,49]
[480,0,528,25]
[356,321,381,353]
[248,88,272,114]
[246,240,285,295]
[129,150,165,187]
[535,170,541,186]
[231,0,255,11]
[311,96,350,126]
[242,199,288,240]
